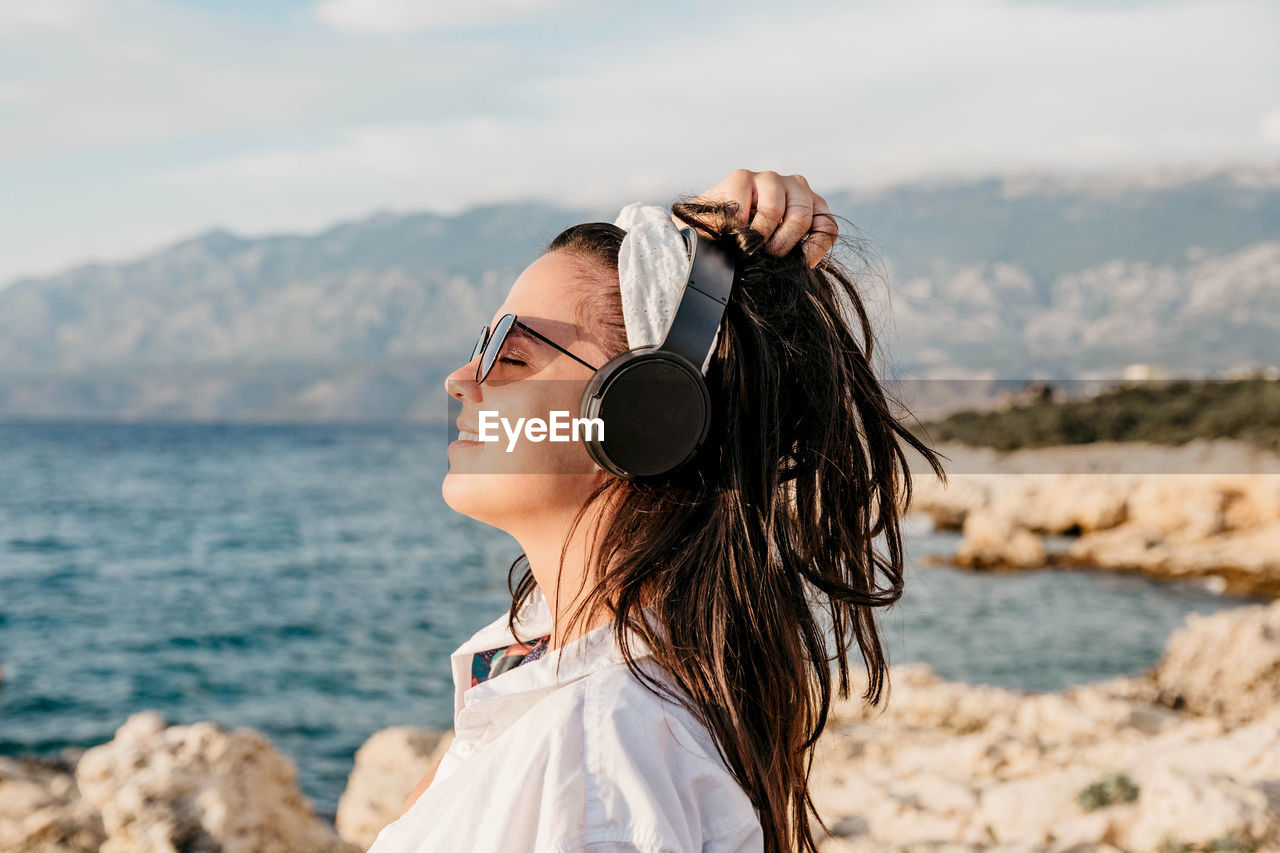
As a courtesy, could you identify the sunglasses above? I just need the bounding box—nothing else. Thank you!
[469,313,599,384]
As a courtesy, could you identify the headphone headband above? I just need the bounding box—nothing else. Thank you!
[660,226,737,374]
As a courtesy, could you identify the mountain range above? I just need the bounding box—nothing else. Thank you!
[1,164,1276,423]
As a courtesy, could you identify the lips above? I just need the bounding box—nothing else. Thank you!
[455,418,482,443]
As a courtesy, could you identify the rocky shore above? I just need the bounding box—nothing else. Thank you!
[4,596,1278,853]
[5,438,1277,852]
[809,598,1280,852]
[907,439,1280,598]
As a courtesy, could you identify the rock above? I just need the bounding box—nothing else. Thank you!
[1059,681,1180,736]
[1047,809,1124,852]
[908,440,1280,596]
[978,768,1103,845]
[805,601,1280,852]
[911,475,991,530]
[0,755,105,853]
[75,710,358,853]
[1119,768,1276,851]
[865,774,979,844]
[956,508,1047,568]
[831,663,1026,734]
[1152,599,1280,725]
[335,726,453,850]
[1126,476,1236,539]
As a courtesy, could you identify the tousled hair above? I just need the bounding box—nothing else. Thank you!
[506,198,947,853]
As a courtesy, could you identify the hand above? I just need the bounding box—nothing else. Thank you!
[694,169,838,268]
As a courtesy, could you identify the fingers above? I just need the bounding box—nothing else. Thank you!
[750,171,788,249]
[764,175,816,257]
[693,169,753,226]
[802,195,838,268]
[696,169,838,267]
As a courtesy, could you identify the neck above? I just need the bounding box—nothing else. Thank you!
[516,505,615,651]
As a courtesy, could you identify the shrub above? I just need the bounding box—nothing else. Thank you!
[1075,772,1139,811]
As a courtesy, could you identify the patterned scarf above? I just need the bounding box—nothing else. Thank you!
[470,634,551,688]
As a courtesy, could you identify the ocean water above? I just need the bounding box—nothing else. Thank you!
[0,422,1258,817]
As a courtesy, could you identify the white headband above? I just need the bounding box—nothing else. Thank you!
[612,202,694,351]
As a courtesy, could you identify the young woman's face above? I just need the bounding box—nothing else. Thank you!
[442,250,615,530]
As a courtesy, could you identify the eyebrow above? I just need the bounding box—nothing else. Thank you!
[503,317,599,372]
[503,324,539,348]
[509,321,571,353]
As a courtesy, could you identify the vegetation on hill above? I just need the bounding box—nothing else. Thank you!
[910,375,1280,451]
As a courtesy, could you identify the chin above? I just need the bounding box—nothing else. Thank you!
[442,469,531,531]
[441,470,489,522]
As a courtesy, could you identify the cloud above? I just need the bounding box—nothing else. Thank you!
[1263,109,1280,145]
[182,0,1280,196]
[0,0,505,164]
[2,0,1278,285]
[160,116,677,215]
[0,0,97,33]
[316,0,577,33]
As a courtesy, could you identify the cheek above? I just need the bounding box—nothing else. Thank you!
[443,381,604,523]
[478,383,597,476]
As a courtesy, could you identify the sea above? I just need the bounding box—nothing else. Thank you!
[0,421,1260,817]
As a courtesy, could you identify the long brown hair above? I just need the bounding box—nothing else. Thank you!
[506,198,947,853]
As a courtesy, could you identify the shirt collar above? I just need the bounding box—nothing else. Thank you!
[449,585,658,721]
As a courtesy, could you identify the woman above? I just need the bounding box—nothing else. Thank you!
[367,170,946,852]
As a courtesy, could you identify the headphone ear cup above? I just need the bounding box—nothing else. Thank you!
[581,350,711,480]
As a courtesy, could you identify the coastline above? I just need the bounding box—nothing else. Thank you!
[5,437,1279,851]
[5,598,1278,852]
[908,439,1280,598]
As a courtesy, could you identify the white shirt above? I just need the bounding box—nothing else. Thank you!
[366,586,764,853]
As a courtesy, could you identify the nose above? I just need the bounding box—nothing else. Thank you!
[444,356,483,402]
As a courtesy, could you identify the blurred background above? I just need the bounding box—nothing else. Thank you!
[2,1,1278,851]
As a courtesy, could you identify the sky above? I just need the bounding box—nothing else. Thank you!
[1,0,1277,286]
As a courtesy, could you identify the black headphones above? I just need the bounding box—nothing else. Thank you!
[581,226,739,480]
